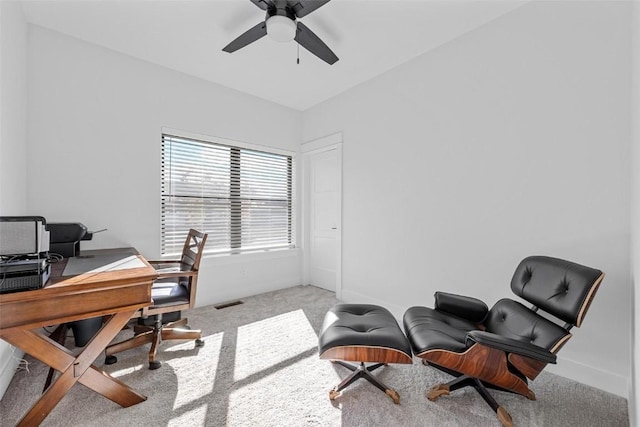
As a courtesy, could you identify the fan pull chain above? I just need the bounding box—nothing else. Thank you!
[297,41,300,65]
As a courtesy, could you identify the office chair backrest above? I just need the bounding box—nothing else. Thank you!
[177,229,207,308]
[510,256,604,327]
[179,229,207,273]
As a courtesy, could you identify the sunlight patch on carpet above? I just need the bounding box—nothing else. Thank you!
[167,404,208,426]
[165,331,224,410]
[227,355,342,427]
[108,363,146,378]
[234,309,318,382]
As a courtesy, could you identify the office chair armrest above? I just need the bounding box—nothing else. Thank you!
[148,259,180,266]
[148,260,182,271]
[466,330,557,364]
[156,270,198,280]
[434,291,489,323]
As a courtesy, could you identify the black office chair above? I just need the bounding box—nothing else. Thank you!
[403,256,604,427]
[105,229,208,369]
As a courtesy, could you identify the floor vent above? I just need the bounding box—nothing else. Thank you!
[214,300,244,309]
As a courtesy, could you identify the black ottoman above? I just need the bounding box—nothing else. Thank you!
[318,304,413,404]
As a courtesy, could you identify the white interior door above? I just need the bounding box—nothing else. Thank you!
[307,146,341,293]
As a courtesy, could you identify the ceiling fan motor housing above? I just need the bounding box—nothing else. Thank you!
[266,4,297,42]
[267,3,296,21]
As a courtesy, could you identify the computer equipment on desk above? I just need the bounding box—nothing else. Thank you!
[48,222,98,258]
[0,216,49,256]
[0,258,51,293]
[0,216,52,293]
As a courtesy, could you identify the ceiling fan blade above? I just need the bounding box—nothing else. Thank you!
[294,22,338,65]
[289,0,331,18]
[249,0,275,11]
[222,21,268,53]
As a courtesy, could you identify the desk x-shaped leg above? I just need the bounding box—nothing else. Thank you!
[1,310,146,426]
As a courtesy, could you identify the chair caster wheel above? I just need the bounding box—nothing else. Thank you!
[427,384,450,401]
[329,389,340,400]
[104,355,117,365]
[386,389,400,404]
[195,339,205,347]
[149,361,162,370]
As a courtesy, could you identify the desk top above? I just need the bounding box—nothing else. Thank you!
[0,248,157,331]
[62,248,145,276]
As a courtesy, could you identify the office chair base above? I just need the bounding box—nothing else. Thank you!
[105,318,203,368]
[329,361,400,404]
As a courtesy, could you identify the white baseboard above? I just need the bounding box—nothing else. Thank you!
[197,276,303,309]
[0,343,23,400]
[339,288,629,399]
[546,356,629,398]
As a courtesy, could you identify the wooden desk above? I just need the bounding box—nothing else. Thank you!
[0,248,157,426]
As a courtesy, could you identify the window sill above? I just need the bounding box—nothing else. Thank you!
[182,247,301,266]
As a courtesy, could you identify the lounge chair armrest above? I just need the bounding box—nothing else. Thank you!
[434,291,489,323]
[466,330,557,364]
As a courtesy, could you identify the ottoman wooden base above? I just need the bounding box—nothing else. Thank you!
[329,361,401,404]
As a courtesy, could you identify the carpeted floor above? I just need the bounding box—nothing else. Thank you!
[0,285,629,426]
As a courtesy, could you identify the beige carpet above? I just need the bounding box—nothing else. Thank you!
[0,285,629,426]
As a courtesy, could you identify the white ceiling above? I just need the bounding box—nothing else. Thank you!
[20,0,526,111]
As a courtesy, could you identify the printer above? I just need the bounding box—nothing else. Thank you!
[48,223,94,258]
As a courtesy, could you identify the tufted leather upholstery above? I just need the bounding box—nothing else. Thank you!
[318,304,412,359]
[484,299,570,352]
[404,306,478,354]
[510,256,603,327]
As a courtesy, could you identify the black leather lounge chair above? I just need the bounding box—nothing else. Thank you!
[403,256,604,427]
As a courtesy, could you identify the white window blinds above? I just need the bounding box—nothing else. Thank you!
[161,134,294,256]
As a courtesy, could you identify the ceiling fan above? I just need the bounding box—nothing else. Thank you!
[222,0,339,65]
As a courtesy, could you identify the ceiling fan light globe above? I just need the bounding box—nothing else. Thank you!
[266,15,296,42]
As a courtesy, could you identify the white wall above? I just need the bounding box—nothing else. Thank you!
[0,1,28,399]
[0,1,28,214]
[26,25,303,307]
[630,0,639,424]
[303,1,631,397]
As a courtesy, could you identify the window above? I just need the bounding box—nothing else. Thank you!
[161,133,294,256]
